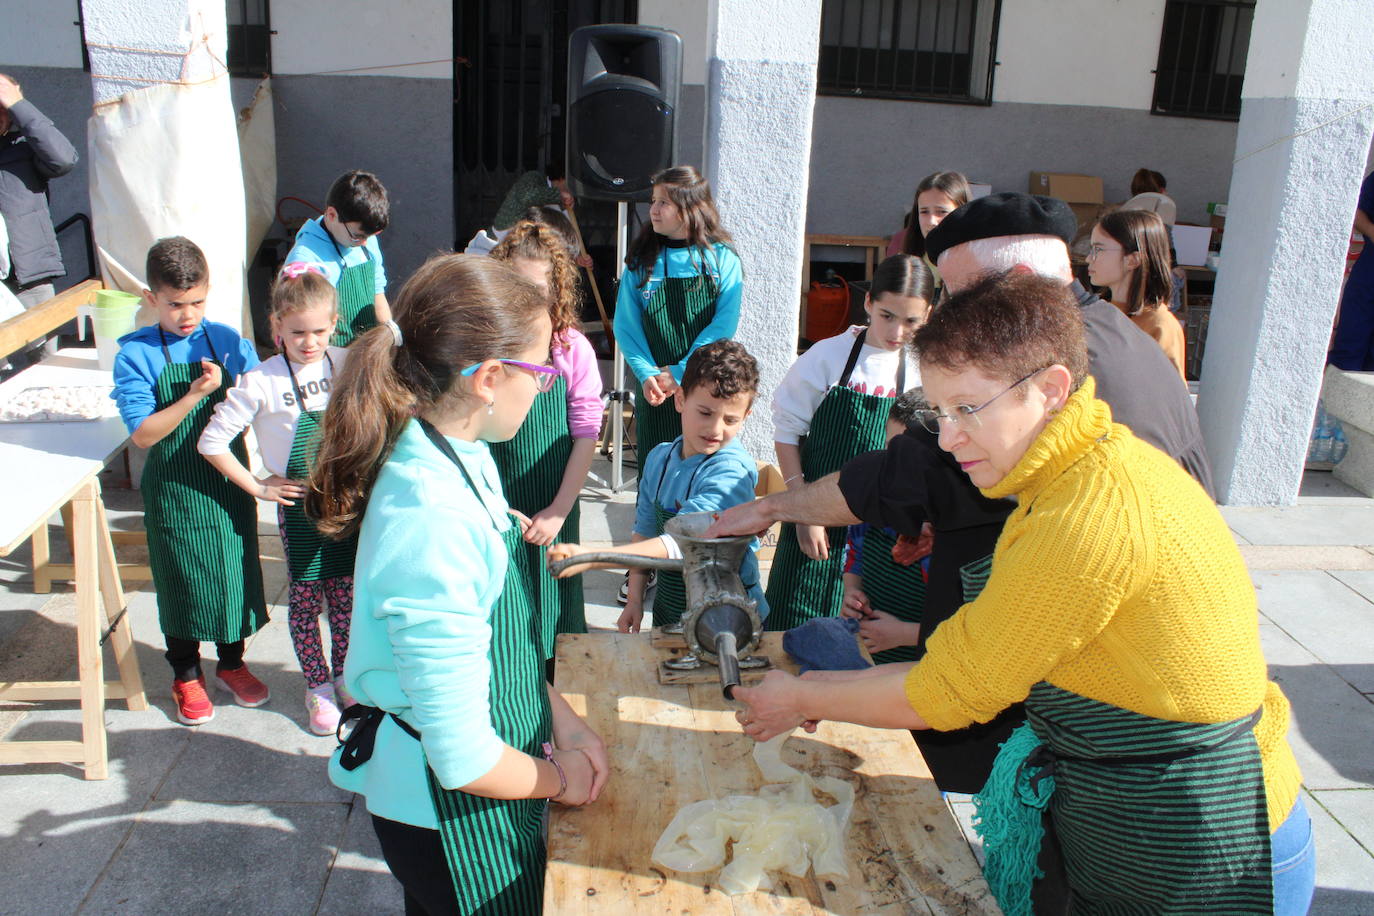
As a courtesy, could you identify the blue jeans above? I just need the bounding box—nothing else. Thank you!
[1272,795,1316,916]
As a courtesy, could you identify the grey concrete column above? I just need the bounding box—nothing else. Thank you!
[705,0,821,461]
[1197,0,1374,504]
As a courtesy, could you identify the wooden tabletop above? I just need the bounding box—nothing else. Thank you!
[0,349,128,555]
[546,632,1001,914]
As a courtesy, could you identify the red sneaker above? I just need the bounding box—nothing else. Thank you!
[172,676,215,726]
[215,664,271,707]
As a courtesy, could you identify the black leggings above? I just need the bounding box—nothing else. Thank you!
[163,637,245,681]
[371,815,460,915]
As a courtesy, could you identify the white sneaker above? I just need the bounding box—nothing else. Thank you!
[305,683,341,736]
[617,570,656,605]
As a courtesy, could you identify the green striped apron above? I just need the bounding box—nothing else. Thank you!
[281,355,358,581]
[635,252,720,461]
[417,419,552,915]
[489,375,585,660]
[142,328,267,642]
[329,240,377,347]
[975,682,1272,915]
[855,525,925,664]
[765,334,902,631]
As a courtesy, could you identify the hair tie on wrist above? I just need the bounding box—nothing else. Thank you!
[542,741,567,801]
[385,319,403,347]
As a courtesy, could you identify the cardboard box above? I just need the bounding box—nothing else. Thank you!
[753,461,786,564]
[1028,171,1104,205]
[1171,224,1213,267]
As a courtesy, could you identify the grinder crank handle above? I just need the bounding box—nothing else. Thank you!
[715,630,742,700]
[547,552,684,577]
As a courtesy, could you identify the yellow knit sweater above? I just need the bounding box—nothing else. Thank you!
[905,379,1301,831]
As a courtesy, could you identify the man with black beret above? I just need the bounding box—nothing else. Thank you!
[708,191,1214,795]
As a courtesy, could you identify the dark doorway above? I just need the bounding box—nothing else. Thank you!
[453,0,638,316]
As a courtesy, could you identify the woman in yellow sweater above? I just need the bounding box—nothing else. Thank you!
[734,271,1312,915]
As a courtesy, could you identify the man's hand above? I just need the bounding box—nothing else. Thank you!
[0,75,23,109]
[704,499,774,539]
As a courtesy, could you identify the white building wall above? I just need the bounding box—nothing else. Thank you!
[1,2,85,69]
[270,0,451,79]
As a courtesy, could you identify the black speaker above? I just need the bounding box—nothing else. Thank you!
[567,25,682,202]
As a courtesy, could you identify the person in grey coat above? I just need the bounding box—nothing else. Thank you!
[0,72,79,310]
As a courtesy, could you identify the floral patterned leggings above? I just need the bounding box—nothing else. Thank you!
[279,510,354,689]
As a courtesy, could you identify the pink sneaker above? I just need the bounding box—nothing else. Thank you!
[332,675,356,710]
[305,683,341,736]
[215,664,270,707]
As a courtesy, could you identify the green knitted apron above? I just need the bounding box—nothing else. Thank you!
[975,682,1272,915]
[281,355,358,581]
[855,525,926,664]
[764,334,901,631]
[635,269,718,462]
[330,244,377,347]
[489,375,585,659]
[417,420,553,915]
[142,330,267,642]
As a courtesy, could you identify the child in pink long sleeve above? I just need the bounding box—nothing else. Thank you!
[489,214,602,659]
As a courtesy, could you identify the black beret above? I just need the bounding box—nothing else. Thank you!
[924,192,1078,264]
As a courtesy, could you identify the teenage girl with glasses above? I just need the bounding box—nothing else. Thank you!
[311,254,608,915]
[1087,209,1188,380]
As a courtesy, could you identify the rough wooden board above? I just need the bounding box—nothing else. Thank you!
[547,632,1001,915]
[649,627,686,649]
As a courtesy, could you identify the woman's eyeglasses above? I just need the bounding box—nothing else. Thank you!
[913,369,1044,434]
[459,359,560,392]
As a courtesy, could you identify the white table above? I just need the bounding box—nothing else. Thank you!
[0,349,147,779]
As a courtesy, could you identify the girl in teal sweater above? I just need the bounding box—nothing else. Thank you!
[310,254,609,914]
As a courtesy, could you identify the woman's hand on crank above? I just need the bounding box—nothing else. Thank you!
[259,475,305,507]
[732,671,810,741]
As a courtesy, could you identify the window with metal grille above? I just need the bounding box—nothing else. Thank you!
[1152,0,1253,121]
[817,0,1001,104]
[226,0,271,77]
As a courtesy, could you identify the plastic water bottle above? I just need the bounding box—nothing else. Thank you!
[1332,424,1348,464]
[1309,403,1332,463]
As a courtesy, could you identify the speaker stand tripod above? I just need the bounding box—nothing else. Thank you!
[608,199,636,492]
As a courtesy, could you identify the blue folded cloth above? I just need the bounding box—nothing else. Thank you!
[782,616,872,674]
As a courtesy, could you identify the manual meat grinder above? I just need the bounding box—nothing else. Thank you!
[547,510,768,697]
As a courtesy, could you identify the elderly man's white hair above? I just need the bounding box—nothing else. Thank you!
[938,234,1074,291]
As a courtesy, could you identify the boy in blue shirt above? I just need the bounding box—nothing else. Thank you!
[285,169,391,346]
[112,236,268,725]
[549,339,769,631]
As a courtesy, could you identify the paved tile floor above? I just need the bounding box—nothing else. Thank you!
[1,461,1371,913]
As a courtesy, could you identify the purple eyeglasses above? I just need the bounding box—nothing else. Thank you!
[459,359,559,392]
